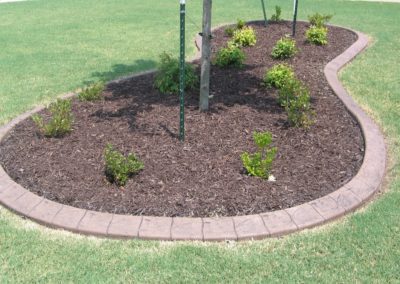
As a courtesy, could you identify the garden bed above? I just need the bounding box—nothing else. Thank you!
[0,21,364,217]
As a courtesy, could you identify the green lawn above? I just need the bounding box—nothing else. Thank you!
[1,0,400,282]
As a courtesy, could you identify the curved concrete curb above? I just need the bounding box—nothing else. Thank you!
[0,24,386,241]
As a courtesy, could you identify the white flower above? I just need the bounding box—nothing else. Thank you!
[268,175,276,182]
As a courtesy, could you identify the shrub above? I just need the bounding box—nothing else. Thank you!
[306,26,328,45]
[270,6,282,21]
[236,19,246,30]
[278,78,315,127]
[224,19,246,37]
[286,91,315,128]
[32,99,73,137]
[241,131,277,179]
[224,27,235,37]
[277,77,304,106]
[154,52,198,95]
[104,144,144,186]
[78,81,105,102]
[232,26,257,47]
[214,45,246,68]
[308,13,332,28]
[263,64,295,89]
[271,36,297,59]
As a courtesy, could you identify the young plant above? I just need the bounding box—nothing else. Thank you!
[263,64,295,89]
[277,77,304,106]
[271,36,297,59]
[236,19,246,30]
[308,13,332,28]
[241,131,277,179]
[104,144,144,186]
[154,52,198,95]
[306,26,328,45]
[214,45,246,68]
[232,26,257,47]
[32,99,73,137]
[286,91,315,128]
[278,78,315,128]
[78,81,105,102]
[224,26,235,37]
[270,6,282,21]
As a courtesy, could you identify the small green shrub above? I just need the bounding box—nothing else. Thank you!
[78,82,104,102]
[214,45,246,68]
[32,99,73,137]
[241,131,277,179]
[154,52,198,95]
[236,19,246,30]
[104,144,144,186]
[277,77,304,106]
[271,36,297,59]
[306,26,328,45]
[278,78,315,128]
[270,6,282,21]
[224,27,235,37]
[232,26,257,47]
[225,19,246,38]
[286,91,315,128]
[264,64,295,89]
[308,13,332,28]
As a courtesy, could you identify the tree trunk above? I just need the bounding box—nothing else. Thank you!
[199,0,212,111]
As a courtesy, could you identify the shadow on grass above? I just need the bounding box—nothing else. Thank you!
[84,59,157,85]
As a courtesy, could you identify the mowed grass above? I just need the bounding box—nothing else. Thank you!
[1,0,400,282]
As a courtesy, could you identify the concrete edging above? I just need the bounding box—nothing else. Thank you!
[0,24,386,241]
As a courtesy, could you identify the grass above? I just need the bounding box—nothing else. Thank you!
[1,0,400,282]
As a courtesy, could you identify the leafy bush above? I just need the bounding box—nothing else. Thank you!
[154,52,198,95]
[306,26,328,45]
[232,26,257,47]
[286,91,315,128]
[270,6,282,21]
[104,144,144,186]
[78,81,105,102]
[214,45,246,68]
[308,13,332,28]
[236,19,246,30]
[225,19,246,37]
[271,36,297,59]
[241,131,277,179]
[277,77,304,106]
[224,27,235,37]
[264,64,295,89]
[278,78,315,127]
[32,99,73,137]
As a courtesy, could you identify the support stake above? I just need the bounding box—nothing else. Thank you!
[179,0,186,141]
[292,0,299,37]
[261,0,268,27]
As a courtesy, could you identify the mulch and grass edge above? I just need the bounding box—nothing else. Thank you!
[0,23,386,241]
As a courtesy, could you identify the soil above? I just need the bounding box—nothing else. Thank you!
[0,21,364,217]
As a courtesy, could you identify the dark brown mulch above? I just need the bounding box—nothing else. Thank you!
[0,22,364,217]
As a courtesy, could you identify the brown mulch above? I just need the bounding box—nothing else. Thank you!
[0,21,364,217]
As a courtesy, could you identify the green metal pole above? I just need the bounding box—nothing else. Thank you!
[179,0,186,141]
[261,0,268,27]
[292,0,299,37]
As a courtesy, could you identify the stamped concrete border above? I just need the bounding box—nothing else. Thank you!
[0,23,386,241]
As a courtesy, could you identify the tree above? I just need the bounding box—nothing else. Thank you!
[199,0,212,111]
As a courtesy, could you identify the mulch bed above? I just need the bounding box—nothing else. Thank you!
[0,21,364,217]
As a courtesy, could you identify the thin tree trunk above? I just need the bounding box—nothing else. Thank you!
[199,0,212,111]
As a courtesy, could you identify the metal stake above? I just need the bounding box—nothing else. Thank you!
[292,0,299,37]
[179,0,186,141]
[261,0,268,27]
